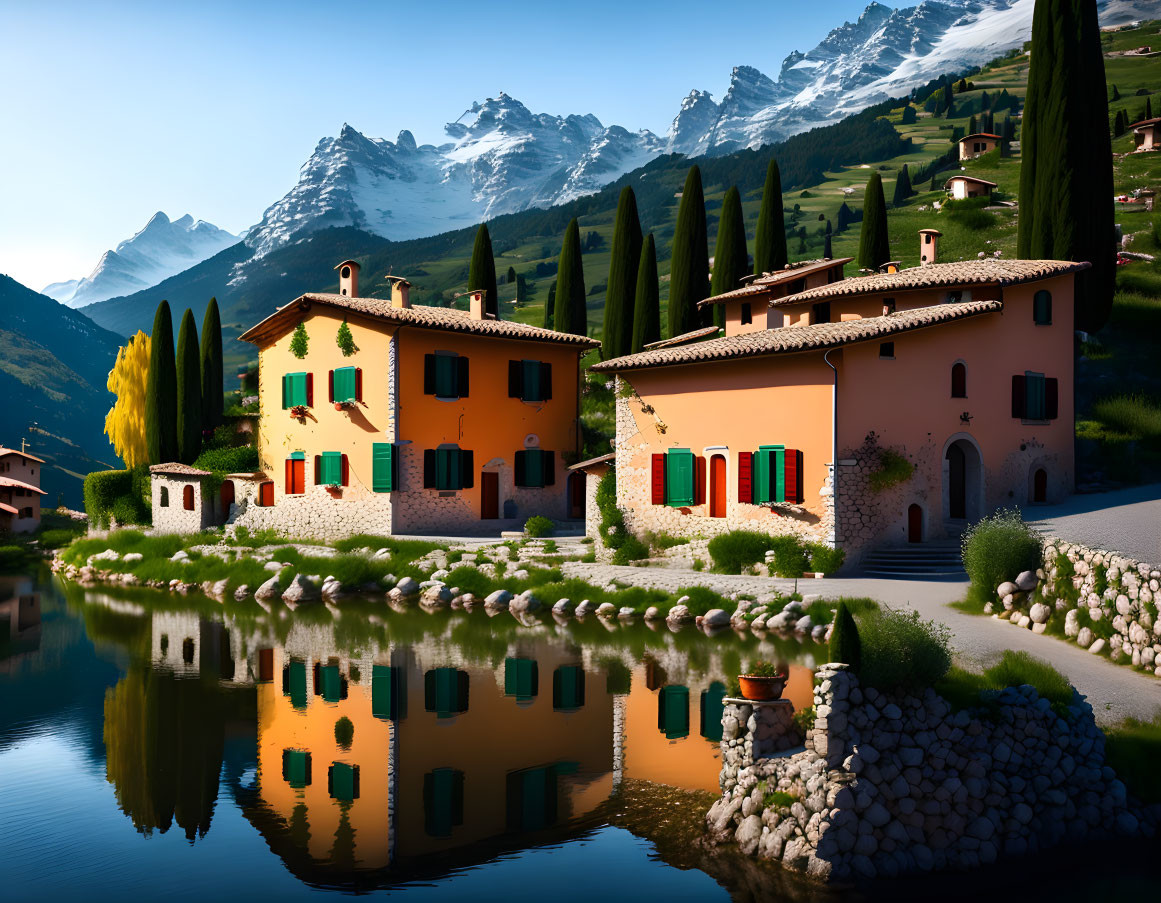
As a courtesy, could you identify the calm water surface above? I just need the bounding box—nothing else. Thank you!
[0,568,830,902]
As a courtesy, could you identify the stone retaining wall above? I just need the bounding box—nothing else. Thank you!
[707,663,1149,883]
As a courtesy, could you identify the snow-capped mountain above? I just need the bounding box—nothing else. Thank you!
[43,212,236,308]
[244,94,662,258]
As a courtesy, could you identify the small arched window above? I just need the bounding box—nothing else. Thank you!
[951,362,967,398]
[183,484,195,511]
[1033,290,1052,325]
[160,486,169,507]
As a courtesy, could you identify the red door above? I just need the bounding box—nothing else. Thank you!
[907,504,923,543]
[568,472,585,519]
[481,472,499,519]
[709,455,727,518]
[220,480,235,512]
[285,458,305,495]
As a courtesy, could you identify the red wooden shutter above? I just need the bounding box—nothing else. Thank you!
[738,452,753,504]
[650,454,665,505]
[285,459,294,494]
[306,373,314,406]
[694,456,706,505]
[314,456,321,485]
[783,449,801,504]
[355,368,363,402]
[1011,375,1025,418]
[1045,378,1058,419]
[341,454,349,486]
[328,370,335,403]
[260,482,273,507]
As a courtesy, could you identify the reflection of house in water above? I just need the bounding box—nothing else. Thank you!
[0,577,41,672]
[151,611,241,683]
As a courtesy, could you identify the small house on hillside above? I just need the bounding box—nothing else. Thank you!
[699,258,853,334]
[945,175,997,201]
[151,463,217,533]
[1131,117,1161,151]
[0,446,45,533]
[958,132,1001,160]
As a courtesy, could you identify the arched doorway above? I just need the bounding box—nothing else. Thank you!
[1033,468,1047,504]
[709,455,727,518]
[220,479,235,514]
[943,436,983,523]
[907,504,923,543]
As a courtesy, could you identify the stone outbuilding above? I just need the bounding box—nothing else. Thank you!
[958,131,1001,160]
[568,453,614,544]
[945,174,997,201]
[150,463,217,533]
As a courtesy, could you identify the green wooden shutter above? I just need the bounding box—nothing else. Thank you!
[526,448,543,487]
[333,366,357,402]
[288,372,309,407]
[658,685,690,739]
[287,659,307,710]
[320,451,342,485]
[552,666,585,710]
[282,374,290,409]
[372,443,393,492]
[1025,372,1046,420]
[424,768,464,836]
[1033,290,1052,325]
[504,657,538,701]
[753,449,771,504]
[700,681,727,741]
[435,355,458,397]
[283,750,311,788]
[435,448,462,490]
[522,360,541,401]
[773,446,786,503]
[665,449,695,506]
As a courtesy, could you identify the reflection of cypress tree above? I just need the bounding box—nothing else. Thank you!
[288,802,311,851]
[103,667,228,841]
[330,801,357,871]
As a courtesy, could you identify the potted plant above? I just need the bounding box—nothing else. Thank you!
[325,482,342,498]
[737,660,789,701]
[290,404,308,420]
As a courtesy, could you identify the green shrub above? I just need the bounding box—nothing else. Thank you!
[193,444,260,474]
[764,790,798,810]
[1106,716,1161,804]
[38,528,81,549]
[612,536,649,564]
[708,530,772,574]
[858,607,952,690]
[644,531,690,550]
[83,469,135,528]
[524,516,554,538]
[829,600,862,671]
[792,707,816,735]
[692,558,705,571]
[1091,394,1161,440]
[595,471,628,550]
[768,535,808,578]
[602,658,632,695]
[961,509,1042,596]
[982,651,1072,710]
[806,542,845,575]
[0,545,29,571]
[868,448,913,492]
[674,586,729,616]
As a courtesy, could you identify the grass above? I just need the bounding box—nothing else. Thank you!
[1105,715,1161,804]
[935,650,1073,716]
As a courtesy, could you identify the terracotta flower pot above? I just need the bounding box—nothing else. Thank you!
[738,675,787,701]
[326,485,342,498]
[335,402,344,411]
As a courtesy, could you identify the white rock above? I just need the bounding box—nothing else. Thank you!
[575,600,595,616]
[1089,638,1107,655]
[667,604,693,624]
[644,606,662,620]
[997,581,1019,599]
[794,614,814,633]
[170,550,189,563]
[484,589,512,610]
[703,609,731,628]
[233,584,251,601]
[596,602,617,618]
[122,552,143,564]
[1077,626,1093,648]
[255,575,281,601]
[1029,602,1050,624]
[282,574,320,604]
[552,598,575,615]
[395,576,420,596]
[618,606,636,620]
[1014,571,1038,592]
[265,561,284,572]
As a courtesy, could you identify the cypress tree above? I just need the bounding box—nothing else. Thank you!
[1018,0,1114,332]
[1111,84,1120,102]
[858,172,890,271]
[553,219,587,336]
[823,220,834,259]
[891,165,914,207]
[981,90,991,110]
[176,308,202,465]
[145,300,177,464]
[631,233,661,353]
[199,297,223,433]
[668,165,710,337]
[1148,97,1154,121]
[468,224,499,318]
[507,265,517,285]
[968,114,978,136]
[836,201,854,233]
[711,186,750,299]
[945,93,956,118]
[543,282,556,329]
[601,186,643,359]
[754,158,788,274]
[828,600,862,672]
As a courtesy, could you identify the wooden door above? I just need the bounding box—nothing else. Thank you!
[947,444,966,519]
[568,473,585,519]
[481,471,499,519]
[220,480,235,512]
[709,455,727,518]
[1033,469,1047,503]
[907,504,922,543]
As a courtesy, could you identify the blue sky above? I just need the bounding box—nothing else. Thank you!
[0,0,872,290]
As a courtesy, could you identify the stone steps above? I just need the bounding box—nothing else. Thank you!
[861,542,966,580]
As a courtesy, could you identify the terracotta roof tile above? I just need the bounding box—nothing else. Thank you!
[0,447,46,464]
[945,175,998,187]
[774,259,1089,306]
[960,132,1002,141]
[0,502,18,515]
[0,476,46,494]
[590,300,1003,372]
[240,293,600,349]
[568,452,615,472]
[149,463,213,477]
[700,258,853,305]
[643,326,721,349]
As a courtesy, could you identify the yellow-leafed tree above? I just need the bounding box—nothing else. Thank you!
[105,331,151,467]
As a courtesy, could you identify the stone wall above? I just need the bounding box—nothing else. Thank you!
[229,486,394,540]
[152,475,216,534]
[707,663,1149,883]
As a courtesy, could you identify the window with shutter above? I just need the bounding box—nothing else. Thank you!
[650,454,665,505]
[665,449,695,507]
[329,762,360,802]
[1033,290,1052,325]
[427,353,463,398]
[753,445,787,503]
[427,447,469,491]
[372,665,405,720]
[1024,372,1046,421]
[333,366,358,403]
[515,449,554,487]
[738,452,753,504]
[783,449,802,504]
[285,372,309,407]
[319,451,343,486]
[425,667,469,718]
[372,443,394,492]
[552,666,585,711]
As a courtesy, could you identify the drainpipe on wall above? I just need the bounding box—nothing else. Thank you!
[823,349,840,548]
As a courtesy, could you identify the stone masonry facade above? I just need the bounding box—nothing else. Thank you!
[151,474,216,534]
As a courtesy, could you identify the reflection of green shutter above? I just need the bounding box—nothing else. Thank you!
[658,685,690,739]
[320,451,342,485]
[505,657,538,700]
[372,443,393,492]
[553,665,585,710]
[330,762,358,802]
[288,659,307,710]
[435,355,458,397]
[372,664,405,719]
[321,664,342,702]
[334,366,357,402]
[522,360,541,401]
[665,449,694,506]
[283,749,311,788]
[424,768,464,837]
[425,667,468,718]
[506,766,558,832]
[700,681,727,741]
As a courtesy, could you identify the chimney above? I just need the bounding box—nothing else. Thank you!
[919,229,942,266]
[335,259,360,297]
[389,277,411,309]
[468,290,486,320]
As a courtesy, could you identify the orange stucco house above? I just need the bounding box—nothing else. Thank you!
[222,261,597,538]
[958,132,1001,160]
[591,240,1085,561]
[0,446,45,533]
[945,174,997,201]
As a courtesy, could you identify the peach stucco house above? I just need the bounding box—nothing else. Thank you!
[945,175,997,201]
[1131,117,1161,151]
[958,132,1001,160]
[187,261,599,539]
[0,446,45,533]
[591,240,1086,561]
